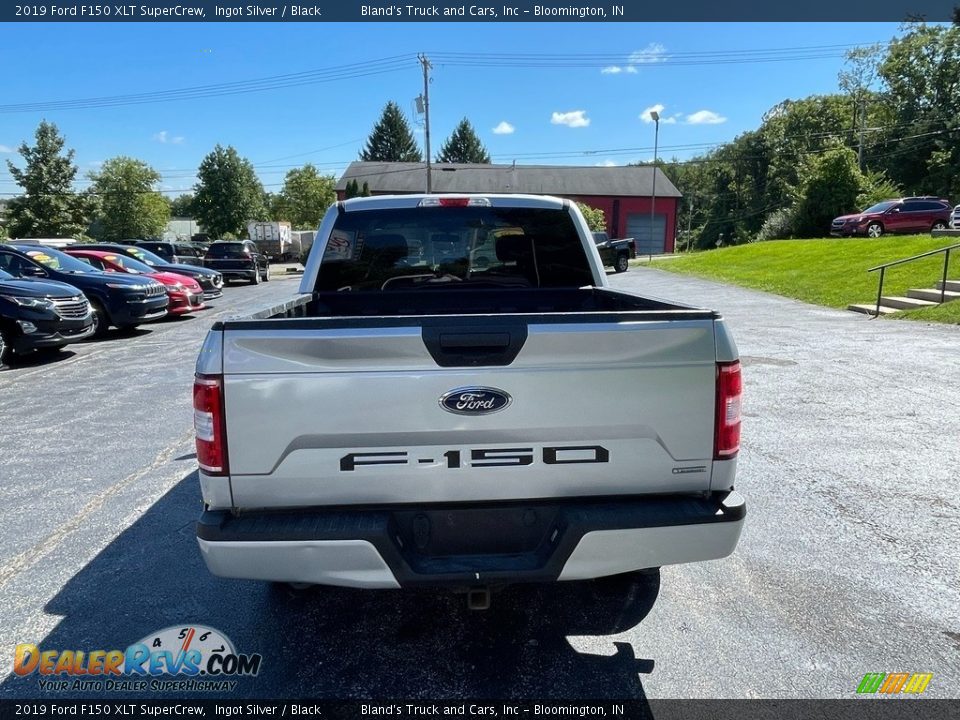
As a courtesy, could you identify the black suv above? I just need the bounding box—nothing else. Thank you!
[204,240,270,284]
[0,268,95,366]
[82,244,224,299]
[0,244,169,336]
[135,240,207,267]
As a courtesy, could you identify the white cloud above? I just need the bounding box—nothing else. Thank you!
[596,160,618,167]
[601,45,664,75]
[629,43,668,65]
[153,130,185,144]
[89,160,103,168]
[551,110,590,128]
[0,144,12,153]
[492,121,515,135]
[685,110,727,125]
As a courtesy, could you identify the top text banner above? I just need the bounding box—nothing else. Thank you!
[3,1,959,22]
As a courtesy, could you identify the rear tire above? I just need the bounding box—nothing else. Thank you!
[263,266,270,282]
[932,221,947,231]
[866,222,884,238]
[0,328,9,367]
[250,271,261,286]
[614,253,629,273]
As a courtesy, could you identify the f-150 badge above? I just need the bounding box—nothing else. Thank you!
[440,387,511,415]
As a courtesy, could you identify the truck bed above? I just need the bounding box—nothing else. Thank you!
[220,287,717,325]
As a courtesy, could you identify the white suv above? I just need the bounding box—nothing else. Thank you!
[952,205,960,229]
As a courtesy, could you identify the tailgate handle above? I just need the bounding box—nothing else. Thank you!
[439,332,511,350]
[423,326,528,367]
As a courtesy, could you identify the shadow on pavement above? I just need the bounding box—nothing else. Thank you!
[1,473,660,703]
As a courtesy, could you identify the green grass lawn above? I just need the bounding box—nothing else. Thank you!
[646,235,960,323]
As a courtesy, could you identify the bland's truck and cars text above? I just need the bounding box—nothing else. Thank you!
[193,194,745,601]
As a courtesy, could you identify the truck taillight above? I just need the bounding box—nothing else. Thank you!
[194,375,228,475]
[714,361,742,460]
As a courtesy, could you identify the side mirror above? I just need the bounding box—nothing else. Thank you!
[22,265,46,278]
[889,207,900,214]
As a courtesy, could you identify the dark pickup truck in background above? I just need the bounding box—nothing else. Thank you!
[0,268,94,366]
[592,232,636,273]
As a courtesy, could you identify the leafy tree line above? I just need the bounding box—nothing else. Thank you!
[663,21,960,248]
[2,123,338,240]
[2,103,493,241]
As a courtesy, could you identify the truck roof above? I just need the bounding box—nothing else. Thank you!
[338,193,570,212]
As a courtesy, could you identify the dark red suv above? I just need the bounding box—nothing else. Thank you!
[831,197,952,238]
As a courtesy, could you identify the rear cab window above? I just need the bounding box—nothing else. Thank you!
[206,243,250,259]
[316,205,593,292]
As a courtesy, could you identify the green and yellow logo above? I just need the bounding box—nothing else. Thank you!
[857,673,933,695]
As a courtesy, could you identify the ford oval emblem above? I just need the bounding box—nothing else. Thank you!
[440,387,512,416]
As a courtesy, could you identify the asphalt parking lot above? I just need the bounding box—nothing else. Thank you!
[0,267,957,700]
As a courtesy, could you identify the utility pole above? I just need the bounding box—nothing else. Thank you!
[649,110,660,260]
[857,95,866,172]
[418,53,433,194]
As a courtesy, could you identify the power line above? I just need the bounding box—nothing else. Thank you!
[0,42,890,115]
[0,56,417,114]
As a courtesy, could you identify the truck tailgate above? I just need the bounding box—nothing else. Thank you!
[221,317,719,508]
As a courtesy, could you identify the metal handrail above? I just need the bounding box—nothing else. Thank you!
[867,242,960,316]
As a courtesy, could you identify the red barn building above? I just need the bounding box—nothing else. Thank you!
[336,162,682,254]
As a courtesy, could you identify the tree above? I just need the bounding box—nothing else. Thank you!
[5,121,93,238]
[435,118,491,163]
[169,194,195,217]
[878,22,960,198]
[792,146,864,237]
[359,102,422,162]
[272,164,337,229]
[361,181,371,197]
[193,145,265,238]
[575,202,607,232]
[344,179,360,199]
[88,157,169,241]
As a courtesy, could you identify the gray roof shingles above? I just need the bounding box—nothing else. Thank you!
[336,162,682,198]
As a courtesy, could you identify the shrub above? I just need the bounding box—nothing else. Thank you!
[754,207,796,242]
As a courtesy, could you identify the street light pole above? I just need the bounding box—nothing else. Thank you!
[649,110,660,261]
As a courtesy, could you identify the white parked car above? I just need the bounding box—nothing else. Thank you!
[952,205,960,229]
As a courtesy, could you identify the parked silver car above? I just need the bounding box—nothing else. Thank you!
[952,205,960,229]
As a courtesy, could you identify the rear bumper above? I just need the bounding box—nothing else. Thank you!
[196,492,745,589]
[209,265,257,280]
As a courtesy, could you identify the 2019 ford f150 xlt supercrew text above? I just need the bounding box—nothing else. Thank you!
[193,195,745,598]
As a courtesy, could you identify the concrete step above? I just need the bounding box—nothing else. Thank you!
[935,280,960,292]
[847,303,900,316]
[907,288,960,303]
[879,296,939,310]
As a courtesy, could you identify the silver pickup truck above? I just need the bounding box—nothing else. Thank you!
[193,194,744,600]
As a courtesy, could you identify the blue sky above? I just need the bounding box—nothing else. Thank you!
[0,22,904,198]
